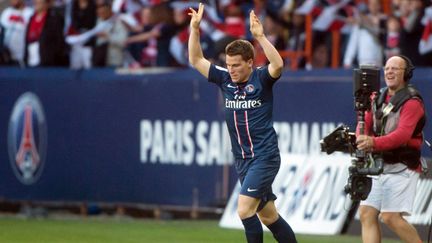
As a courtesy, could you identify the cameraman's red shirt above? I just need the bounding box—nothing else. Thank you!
[362,95,424,151]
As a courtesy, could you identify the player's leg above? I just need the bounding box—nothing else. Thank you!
[380,212,422,243]
[253,154,295,242]
[359,205,381,243]
[257,200,297,243]
[238,194,262,243]
[235,157,263,243]
[235,155,280,243]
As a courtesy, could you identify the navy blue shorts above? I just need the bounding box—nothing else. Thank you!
[235,154,280,211]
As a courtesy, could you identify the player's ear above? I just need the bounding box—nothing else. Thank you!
[247,59,253,68]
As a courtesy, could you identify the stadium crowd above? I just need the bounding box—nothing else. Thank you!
[1,0,432,69]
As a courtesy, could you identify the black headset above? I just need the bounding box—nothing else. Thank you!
[396,55,415,82]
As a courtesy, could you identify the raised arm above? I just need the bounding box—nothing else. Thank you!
[249,10,283,79]
[188,3,211,78]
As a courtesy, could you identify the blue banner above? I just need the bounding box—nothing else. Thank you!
[0,67,431,207]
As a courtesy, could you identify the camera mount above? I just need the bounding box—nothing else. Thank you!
[347,65,382,201]
[321,65,383,201]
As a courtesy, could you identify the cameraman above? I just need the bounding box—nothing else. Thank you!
[356,55,424,243]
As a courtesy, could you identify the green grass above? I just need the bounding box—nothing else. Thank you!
[0,216,401,243]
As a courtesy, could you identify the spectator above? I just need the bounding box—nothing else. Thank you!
[126,3,184,67]
[384,15,401,59]
[263,14,286,51]
[168,4,199,67]
[24,0,69,67]
[311,40,329,69]
[92,0,128,67]
[212,35,236,67]
[0,0,33,66]
[343,0,386,68]
[67,0,97,69]
[283,9,306,68]
[399,0,432,66]
[1,0,429,69]
[126,6,156,66]
[241,0,266,42]
[251,14,286,67]
[391,0,402,17]
[419,1,432,57]
[221,3,246,39]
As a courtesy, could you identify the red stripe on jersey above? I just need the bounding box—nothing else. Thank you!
[244,111,254,158]
[234,111,245,159]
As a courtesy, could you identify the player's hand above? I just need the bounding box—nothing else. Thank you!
[189,3,204,30]
[356,135,374,152]
[249,10,264,38]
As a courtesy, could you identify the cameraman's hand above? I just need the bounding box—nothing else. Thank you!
[356,135,374,152]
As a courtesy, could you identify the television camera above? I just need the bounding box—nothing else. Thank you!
[321,65,383,201]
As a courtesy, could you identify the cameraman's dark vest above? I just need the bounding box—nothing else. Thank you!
[372,85,425,169]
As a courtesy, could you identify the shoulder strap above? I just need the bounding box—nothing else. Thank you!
[376,87,388,108]
[374,85,426,136]
[373,87,388,120]
[388,85,423,112]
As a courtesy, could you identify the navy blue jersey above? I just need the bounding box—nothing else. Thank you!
[208,64,280,159]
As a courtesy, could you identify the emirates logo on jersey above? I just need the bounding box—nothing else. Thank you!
[225,99,262,109]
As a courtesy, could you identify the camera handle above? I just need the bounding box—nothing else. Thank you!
[342,110,377,233]
[353,110,368,173]
[344,109,383,201]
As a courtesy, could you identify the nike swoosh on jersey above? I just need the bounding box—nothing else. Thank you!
[247,188,258,192]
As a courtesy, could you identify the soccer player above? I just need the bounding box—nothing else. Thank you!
[188,3,297,243]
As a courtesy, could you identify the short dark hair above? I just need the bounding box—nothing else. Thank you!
[225,40,254,62]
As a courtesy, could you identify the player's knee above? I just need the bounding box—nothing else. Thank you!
[237,195,260,219]
[237,204,256,219]
[257,212,278,225]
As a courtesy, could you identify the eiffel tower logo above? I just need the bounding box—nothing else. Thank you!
[15,105,40,180]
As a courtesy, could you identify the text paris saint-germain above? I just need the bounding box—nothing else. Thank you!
[140,119,340,166]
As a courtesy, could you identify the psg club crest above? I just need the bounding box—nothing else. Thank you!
[245,84,255,93]
[8,92,47,185]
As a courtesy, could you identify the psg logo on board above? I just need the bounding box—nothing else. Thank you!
[8,92,47,185]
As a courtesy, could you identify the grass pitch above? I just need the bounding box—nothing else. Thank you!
[0,216,401,243]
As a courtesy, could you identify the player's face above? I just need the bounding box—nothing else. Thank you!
[225,55,252,83]
[383,56,406,92]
